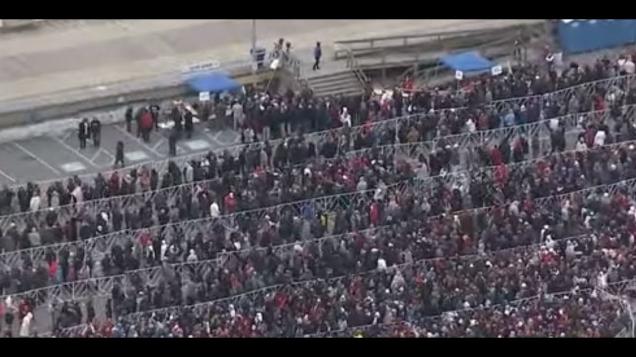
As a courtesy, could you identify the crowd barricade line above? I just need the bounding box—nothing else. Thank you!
[6,72,634,202]
[3,134,636,269]
[13,173,636,333]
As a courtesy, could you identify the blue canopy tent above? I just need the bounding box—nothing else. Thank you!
[440,51,495,74]
[185,72,241,93]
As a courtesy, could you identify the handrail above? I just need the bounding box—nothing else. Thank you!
[333,22,545,61]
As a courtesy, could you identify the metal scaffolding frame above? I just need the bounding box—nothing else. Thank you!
[7,173,636,323]
[6,73,635,202]
[4,135,636,270]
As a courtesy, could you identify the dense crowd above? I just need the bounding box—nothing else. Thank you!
[2,51,636,337]
[322,289,629,337]
[37,137,636,334]
[56,174,636,337]
[2,51,635,219]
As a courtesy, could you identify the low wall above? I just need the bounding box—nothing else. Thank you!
[0,69,275,130]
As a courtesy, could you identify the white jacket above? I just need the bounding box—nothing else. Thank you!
[19,312,33,337]
[210,202,220,217]
[29,196,41,212]
[594,130,606,147]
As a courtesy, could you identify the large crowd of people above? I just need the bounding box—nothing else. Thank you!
[1,50,636,337]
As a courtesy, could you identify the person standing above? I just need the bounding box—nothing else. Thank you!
[90,117,101,148]
[184,109,193,139]
[313,42,322,71]
[115,141,125,168]
[150,104,160,130]
[125,106,133,133]
[168,130,177,157]
[172,103,183,135]
[78,118,90,149]
[140,109,153,143]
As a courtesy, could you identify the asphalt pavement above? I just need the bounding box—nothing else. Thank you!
[0,119,240,186]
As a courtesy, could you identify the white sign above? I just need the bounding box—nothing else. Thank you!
[491,65,503,76]
[199,92,210,102]
[270,59,281,70]
[182,60,221,74]
[455,70,463,80]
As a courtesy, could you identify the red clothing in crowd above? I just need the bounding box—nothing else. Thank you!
[140,111,153,130]
[369,201,380,226]
[48,260,58,280]
[137,230,151,247]
[18,299,31,320]
[490,147,503,166]
[109,172,120,195]
[402,77,414,93]
[494,164,509,187]
[224,192,237,214]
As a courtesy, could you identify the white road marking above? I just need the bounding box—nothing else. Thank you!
[13,142,61,175]
[152,138,165,151]
[99,149,116,161]
[203,130,220,144]
[0,168,16,183]
[184,139,210,151]
[113,125,162,157]
[125,150,150,162]
[51,136,99,168]
[60,162,86,173]
[61,131,73,142]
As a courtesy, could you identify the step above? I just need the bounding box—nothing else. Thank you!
[307,71,358,85]
[310,80,361,91]
[314,88,364,97]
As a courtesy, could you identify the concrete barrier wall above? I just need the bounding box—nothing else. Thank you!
[0,70,275,130]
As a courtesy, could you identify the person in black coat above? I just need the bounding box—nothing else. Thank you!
[172,106,183,134]
[168,130,178,157]
[125,106,133,133]
[78,118,90,149]
[184,110,194,139]
[115,141,125,168]
[90,117,101,148]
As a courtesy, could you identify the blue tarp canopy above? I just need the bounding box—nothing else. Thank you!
[440,51,495,73]
[185,72,241,93]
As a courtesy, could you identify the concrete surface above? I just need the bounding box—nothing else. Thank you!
[0,20,543,106]
[0,118,240,186]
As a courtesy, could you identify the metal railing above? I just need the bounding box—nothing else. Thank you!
[5,70,629,195]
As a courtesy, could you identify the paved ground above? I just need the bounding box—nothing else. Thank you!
[0,119,240,186]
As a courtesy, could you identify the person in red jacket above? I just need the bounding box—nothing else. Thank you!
[140,109,154,143]
[490,145,503,166]
[224,192,237,214]
[369,200,380,226]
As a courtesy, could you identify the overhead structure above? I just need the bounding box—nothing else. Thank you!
[185,72,241,93]
[440,51,495,73]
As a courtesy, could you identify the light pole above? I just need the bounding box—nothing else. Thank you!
[251,19,257,51]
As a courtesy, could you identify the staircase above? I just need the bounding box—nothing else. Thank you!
[306,70,364,98]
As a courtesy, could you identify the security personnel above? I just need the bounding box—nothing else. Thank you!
[78,118,90,149]
[184,109,194,139]
[115,141,125,167]
[90,117,101,148]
